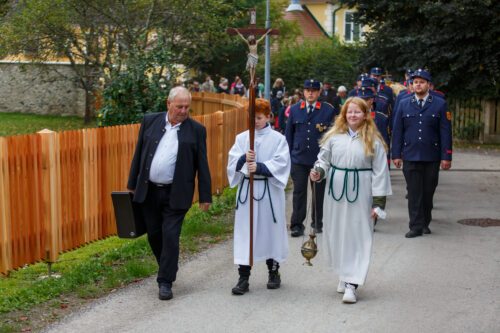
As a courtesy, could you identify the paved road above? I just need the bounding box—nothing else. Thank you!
[44,150,500,333]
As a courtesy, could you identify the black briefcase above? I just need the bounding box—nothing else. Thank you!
[111,191,146,238]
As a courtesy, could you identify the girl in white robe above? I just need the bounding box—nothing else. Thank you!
[310,97,392,303]
[227,98,291,295]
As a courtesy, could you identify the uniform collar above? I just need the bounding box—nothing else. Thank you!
[301,101,321,110]
[411,93,433,105]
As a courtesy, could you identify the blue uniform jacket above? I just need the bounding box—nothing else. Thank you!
[378,84,394,109]
[348,87,360,98]
[285,100,336,167]
[391,93,452,162]
[372,110,390,148]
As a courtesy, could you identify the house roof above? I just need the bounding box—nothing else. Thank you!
[284,7,329,41]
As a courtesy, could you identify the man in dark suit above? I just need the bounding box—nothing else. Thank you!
[128,86,212,300]
[391,69,452,238]
[318,80,337,107]
[285,79,337,237]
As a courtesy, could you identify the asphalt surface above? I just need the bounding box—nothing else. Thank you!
[43,150,500,333]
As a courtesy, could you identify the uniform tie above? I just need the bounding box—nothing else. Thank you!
[418,99,424,108]
[308,105,314,114]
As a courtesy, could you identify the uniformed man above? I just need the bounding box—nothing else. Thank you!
[370,67,394,108]
[403,69,413,87]
[285,79,337,237]
[348,73,368,98]
[357,79,391,162]
[391,69,452,238]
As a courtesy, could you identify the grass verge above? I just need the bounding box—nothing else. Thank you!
[0,187,236,332]
[0,112,95,137]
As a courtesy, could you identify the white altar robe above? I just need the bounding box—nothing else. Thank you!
[227,125,291,265]
[314,132,392,285]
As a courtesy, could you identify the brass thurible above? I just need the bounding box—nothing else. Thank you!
[301,233,318,266]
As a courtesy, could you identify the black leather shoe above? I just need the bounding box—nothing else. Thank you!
[311,224,323,234]
[159,283,173,300]
[291,227,304,237]
[267,271,281,289]
[423,227,432,234]
[405,230,423,238]
[232,277,249,295]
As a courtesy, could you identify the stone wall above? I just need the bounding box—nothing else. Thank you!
[0,62,85,117]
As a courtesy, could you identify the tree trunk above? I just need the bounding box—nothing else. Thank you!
[84,89,95,124]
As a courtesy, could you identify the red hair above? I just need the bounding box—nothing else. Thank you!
[253,98,271,116]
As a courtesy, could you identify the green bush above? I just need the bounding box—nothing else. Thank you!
[267,38,361,90]
[97,45,176,127]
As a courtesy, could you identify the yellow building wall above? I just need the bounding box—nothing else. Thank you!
[306,4,328,28]
[303,3,369,43]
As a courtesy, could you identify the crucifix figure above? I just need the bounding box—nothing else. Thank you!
[227,8,279,86]
[234,29,271,84]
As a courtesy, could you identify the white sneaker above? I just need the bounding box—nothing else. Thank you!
[337,281,345,293]
[342,283,357,303]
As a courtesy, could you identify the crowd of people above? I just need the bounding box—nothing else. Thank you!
[127,66,452,304]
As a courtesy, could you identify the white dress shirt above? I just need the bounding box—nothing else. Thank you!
[149,114,181,184]
[417,93,430,108]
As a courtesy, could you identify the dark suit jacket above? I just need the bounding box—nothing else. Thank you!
[127,112,212,210]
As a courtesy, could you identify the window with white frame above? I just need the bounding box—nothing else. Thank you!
[344,11,363,42]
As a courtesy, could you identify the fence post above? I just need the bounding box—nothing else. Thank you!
[0,137,12,274]
[483,99,496,140]
[38,129,61,264]
[215,111,224,195]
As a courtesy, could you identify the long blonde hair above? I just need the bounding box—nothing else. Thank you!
[320,97,388,156]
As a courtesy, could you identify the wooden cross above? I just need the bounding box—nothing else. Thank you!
[226,8,279,86]
[227,9,278,267]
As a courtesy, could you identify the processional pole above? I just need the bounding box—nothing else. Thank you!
[227,8,279,267]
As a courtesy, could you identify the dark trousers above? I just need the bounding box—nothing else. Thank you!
[140,184,189,284]
[403,161,440,231]
[239,259,279,278]
[290,163,326,231]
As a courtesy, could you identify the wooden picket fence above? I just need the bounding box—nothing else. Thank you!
[0,93,248,274]
[449,98,500,143]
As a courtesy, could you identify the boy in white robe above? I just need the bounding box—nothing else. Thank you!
[227,98,291,295]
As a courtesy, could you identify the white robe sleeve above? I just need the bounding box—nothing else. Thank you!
[371,139,392,196]
[314,138,333,180]
[262,135,291,189]
[227,132,248,188]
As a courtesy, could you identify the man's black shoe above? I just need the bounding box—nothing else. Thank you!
[423,227,432,234]
[291,227,304,237]
[267,271,281,289]
[311,224,322,234]
[405,230,423,238]
[231,277,249,295]
[158,283,173,300]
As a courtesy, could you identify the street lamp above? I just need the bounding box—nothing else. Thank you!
[264,0,271,99]
[264,0,303,99]
[286,0,303,12]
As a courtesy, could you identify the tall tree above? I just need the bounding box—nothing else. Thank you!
[195,0,300,84]
[341,0,500,97]
[0,0,243,122]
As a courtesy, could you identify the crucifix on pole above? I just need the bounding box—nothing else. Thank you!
[226,8,279,87]
[227,8,278,266]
